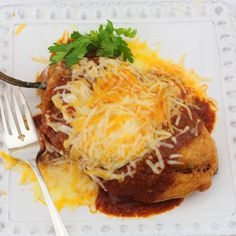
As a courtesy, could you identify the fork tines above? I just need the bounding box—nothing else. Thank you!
[0,87,38,148]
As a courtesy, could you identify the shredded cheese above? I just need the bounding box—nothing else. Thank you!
[48,57,186,180]
[15,24,26,35]
[0,38,218,211]
[145,159,163,174]
[157,141,174,149]
[45,49,216,181]
[169,154,183,159]
[194,119,201,136]
[171,136,177,144]
[167,160,183,165]
[0,151,98,211]
[45,58,185,180]
[175,114,181,126]
[31,57,50,65]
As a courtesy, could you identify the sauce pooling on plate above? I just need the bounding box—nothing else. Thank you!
[96,189,183,217]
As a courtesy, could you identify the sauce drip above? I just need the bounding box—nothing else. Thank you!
[96,189,183,217]
[33,84,216,217]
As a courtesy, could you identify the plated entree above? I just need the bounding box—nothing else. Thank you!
[1,21,218,217]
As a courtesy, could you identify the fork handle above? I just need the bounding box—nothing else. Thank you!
[0,71,47,89]
[28,160,70,236]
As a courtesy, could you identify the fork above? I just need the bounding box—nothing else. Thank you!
[0,87,69,236]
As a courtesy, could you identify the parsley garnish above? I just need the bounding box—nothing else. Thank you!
[48,20,137,67]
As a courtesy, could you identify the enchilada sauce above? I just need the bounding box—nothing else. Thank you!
[95,102,215,217]
[34,94,215,217]
[95,111,197,217]
[96,190,183,217]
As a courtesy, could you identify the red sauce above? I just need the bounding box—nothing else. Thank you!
[103,110,204,204]
[33,114,42,128]
[35,64,217,218]
[97,107,215,217]
[36,102,215,217]
[96,189,183,217]
[194,97,216,132]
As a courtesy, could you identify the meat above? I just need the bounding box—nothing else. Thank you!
[37,63,71,150]
[103,119,217,203]
[158,125,217,201]
[37,61,218,208]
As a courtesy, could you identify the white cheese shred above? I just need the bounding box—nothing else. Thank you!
[169,154,183,159]
[45,56,209,180]
[167,160,183,165]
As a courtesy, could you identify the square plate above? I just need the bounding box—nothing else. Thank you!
[0,1,236,235]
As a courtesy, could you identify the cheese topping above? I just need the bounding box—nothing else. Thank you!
[15,23,26,35]
[0,40,218,212]
[44,41,217,181]
[0,151,98,210]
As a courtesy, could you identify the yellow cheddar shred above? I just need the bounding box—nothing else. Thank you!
[47,44,217,181]
[0,151,98,211]
[31,57,50,65]
[0,39,217,211]
[15,24,26,36]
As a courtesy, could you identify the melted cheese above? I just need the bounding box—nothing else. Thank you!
[15,24,26,35]
[0,151,98,210]
[48,57,190,181]
[0,39,217,211]
[31,57,50,65]
[45,42,217,181]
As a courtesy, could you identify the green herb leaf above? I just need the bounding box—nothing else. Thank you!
[71,31,82,40]
[115,28,137,38]
[64,37,92,67]
[48,20,137,67]
[50,51,67,64]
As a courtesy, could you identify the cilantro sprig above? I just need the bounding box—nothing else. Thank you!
[48,20,137,67]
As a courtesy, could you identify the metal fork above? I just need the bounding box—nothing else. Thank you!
[0,87,69,236]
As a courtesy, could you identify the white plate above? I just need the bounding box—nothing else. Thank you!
[0,0,236,235]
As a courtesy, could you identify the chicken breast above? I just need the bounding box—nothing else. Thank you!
[37,59,218,205]
[103,120,218,203]
[162,125,217,200]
